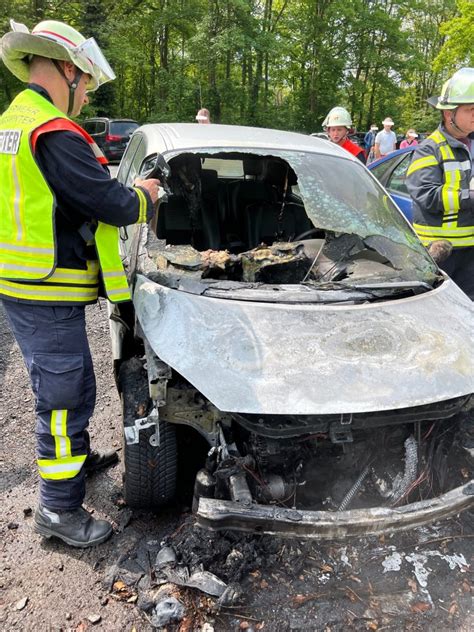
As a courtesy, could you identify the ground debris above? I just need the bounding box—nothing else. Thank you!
[86,614,102,624]
[150,595,185,627]
[15,597,28,610]
[110,580,137,602]
[410,601,431,613]
[291,592,328,607]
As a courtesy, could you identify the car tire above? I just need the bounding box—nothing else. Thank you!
[119,356,177,510]
[123,421,177,510]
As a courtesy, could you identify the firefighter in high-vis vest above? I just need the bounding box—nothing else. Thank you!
[406,67,474,300]
[0,20,161,547]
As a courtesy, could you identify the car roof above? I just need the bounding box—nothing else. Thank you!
[84,117,138,123]
[138,123,353,158]
[368,146,414,169]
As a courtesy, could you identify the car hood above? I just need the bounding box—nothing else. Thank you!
[133,274,474,415]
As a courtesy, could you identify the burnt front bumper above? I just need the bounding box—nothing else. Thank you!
[196,481,474,539]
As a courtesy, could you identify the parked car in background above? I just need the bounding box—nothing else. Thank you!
[83,117,140,162]
[368,146,415,221]
[107,123,473,539]
[348,132,366,148]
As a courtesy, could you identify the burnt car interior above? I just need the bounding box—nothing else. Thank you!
[151,152,315,253]
[142,151,433,293]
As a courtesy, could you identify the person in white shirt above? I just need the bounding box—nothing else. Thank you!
[374,117,397,159]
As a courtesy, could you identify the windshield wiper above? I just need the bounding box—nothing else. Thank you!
[344,281,433,292]
[305,280,432,295]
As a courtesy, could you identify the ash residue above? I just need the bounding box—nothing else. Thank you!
[164,518,322,583]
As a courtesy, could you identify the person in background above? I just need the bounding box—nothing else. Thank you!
[364,124,378,162]
[400,129,419,149]
[196,108,211,124]
[322,106,366,163]
[374,117,397,159]
[406,67,474,300]
[0,19,160,547]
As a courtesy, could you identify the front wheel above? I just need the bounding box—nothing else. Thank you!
[123,421,177,510]
[119,357,177,511]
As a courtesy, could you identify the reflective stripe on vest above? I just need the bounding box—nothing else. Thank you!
[407,155,438,175]
[413,223,474,247]
[0,261,100,303]
[411,129,474,248]
[0,89,133,303]
[95,223,131,301]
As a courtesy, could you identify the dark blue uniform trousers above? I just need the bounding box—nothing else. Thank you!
[2,301,96,509]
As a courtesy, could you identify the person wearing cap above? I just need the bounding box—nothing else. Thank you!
[0,19,161,547]
[196,108,211,124]
[400,129,419,149]
[374,117,397,159]
[322,106,366,163]
[406,67,474,300]
[364,124,378,152]
[364,124,379,164]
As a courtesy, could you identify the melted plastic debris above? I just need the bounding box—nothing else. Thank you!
[382,551,403,573]
[406,553,431,588]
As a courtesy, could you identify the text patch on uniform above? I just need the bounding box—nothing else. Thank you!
[0,129,22,154]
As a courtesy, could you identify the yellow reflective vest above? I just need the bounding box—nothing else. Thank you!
[0,89,145,304]
[406,126,474,249]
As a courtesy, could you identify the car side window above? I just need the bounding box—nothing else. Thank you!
[387,154,412,195]
[83,121,96,135]
[117,135,145,186]
[95,121,106,135]
[370,159,394,181]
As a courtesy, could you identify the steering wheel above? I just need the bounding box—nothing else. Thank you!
[294,228,322,241]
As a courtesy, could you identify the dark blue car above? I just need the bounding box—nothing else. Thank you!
[368,147,415,222]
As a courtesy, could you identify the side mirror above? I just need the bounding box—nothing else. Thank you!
[140,153,171,180]
[140,153,172,196]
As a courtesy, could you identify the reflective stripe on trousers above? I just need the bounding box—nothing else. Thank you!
[1,300,96,509]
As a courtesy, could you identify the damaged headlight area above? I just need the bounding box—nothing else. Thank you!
[193,397,473,538]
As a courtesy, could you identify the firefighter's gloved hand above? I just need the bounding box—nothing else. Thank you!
[428,240,453,264]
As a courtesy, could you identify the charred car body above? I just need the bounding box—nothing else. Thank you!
[112,124,474,538]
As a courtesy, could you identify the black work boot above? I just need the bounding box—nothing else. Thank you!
[34,505,113,548]
[84,449,119,475]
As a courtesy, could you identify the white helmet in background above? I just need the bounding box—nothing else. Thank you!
[322,106,352,129]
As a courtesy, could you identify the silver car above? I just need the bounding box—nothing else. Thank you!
[111,123,473,538]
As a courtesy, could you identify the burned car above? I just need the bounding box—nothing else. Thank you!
[111,123,474,538]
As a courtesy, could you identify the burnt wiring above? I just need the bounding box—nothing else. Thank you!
[391,421,457,506]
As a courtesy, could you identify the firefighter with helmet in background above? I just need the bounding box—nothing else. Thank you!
[0,19,161,547]
[406,68,474,300]
[322,106,366,164]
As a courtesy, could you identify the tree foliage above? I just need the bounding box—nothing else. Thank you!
[0,0,470,133]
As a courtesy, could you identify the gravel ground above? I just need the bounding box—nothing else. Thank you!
[0,300,472,631]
